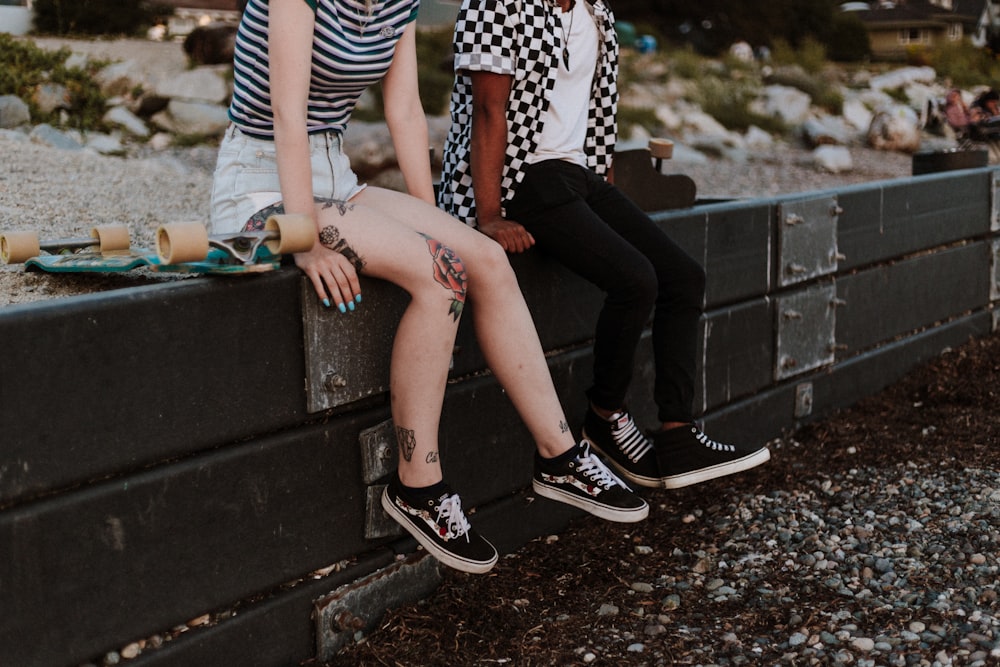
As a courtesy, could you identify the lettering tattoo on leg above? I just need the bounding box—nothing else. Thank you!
[425,451,439,464]
[396,426,416,462]
[319,223,366,273]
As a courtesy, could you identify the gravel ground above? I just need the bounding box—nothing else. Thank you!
[332,332,1000,666]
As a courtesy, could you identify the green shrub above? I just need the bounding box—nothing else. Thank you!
[0,34,109,130]
[926,39,1000,89]
[771,37,828,74]
[826,12,871,63]
[695,76,786,135]
[32,0,170,37]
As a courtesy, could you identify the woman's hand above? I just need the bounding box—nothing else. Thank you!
[295,244,362,312]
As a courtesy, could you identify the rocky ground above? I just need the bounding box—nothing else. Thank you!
[330,331,1000,666]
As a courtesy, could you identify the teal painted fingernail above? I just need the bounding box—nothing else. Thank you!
[338,302,347,313]
[347,300,355,312]
[355,294,362,303]
[323,298,331,308]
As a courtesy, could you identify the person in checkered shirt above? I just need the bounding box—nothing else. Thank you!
[439,0,770,490]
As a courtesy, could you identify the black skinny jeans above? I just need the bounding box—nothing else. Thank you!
[506,159,706,424]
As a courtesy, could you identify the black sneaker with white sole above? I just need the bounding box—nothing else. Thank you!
[653,425,770,489]
[533,441,649,523]
[583,407,661,488]
[381,477,498,574]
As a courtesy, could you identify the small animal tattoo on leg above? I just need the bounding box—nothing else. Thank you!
[396,426,416,462]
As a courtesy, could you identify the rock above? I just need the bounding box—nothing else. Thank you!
[152,100,230,137]
[95,60,148,98]
[33,83,71,115]
[869,66,937,92]
[29,124,83,150]
[842,96,874,132]
[802,116,854,147]
[86,133,126,155]
[183,22,238,66]
[813,145,853,173]
[752,85,813,125]
[0,95,31,128]
[104,106,151,138]
[868,105,921,153]
[155,67,231,105]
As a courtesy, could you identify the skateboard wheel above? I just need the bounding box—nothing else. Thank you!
[91,225,131,253]
[648,138,674,160]
[265,214,315,255]
[1,231,41,264]
[157,222,210,264]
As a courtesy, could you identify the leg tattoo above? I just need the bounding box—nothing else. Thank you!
[425,451,439,464]
[319,197,354,216]
[560,420,570,434]
[419,233,467,321]
[396,426,416,462]
[319,224,366,273]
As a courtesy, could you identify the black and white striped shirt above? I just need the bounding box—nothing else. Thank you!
[229,0,420,139]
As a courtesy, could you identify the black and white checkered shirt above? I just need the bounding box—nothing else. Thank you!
[437,0,619,225]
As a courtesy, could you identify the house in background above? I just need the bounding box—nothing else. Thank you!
[157,0,460,29]
[848,0,1000,60]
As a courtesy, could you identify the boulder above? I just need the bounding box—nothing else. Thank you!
[33,83,71,115]
[752,85,812,125]
[104,106,151,138]
[0,95,31,128]
[155,67,231,105]
[868,105,921,153]
[813,145,853,173]
[29,124,83,151]
[152,100,230,136]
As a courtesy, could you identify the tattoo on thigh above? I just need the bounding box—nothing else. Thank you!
[560,420,570,434]
[319,224,366,273]
[425,451,439,464]
[419,233,467,321]
[319,197,354,216]
[396,426,416,462]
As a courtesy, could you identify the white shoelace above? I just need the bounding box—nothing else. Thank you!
[436,493,472,542]
[576,442,628,489]
[694,428,736,452]
[609,411,654,462]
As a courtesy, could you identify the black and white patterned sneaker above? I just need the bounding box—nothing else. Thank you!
[381,478,498,574]
[583,407,660,488]
[654,425,770,489]
[533,441,649,523]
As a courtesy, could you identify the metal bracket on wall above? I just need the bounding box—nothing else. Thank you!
[302,278,409,413]
[775,282,840,381]
[314,553,441,661]
[364,484,403,540]
[359,418,397,485]
[777,195,842,288]
[992,238,1000,302]
[991,171,1000,232]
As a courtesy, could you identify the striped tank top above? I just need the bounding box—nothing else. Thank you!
[229,0,420,139]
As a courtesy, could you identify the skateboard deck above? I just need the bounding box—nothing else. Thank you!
[1,215,315,276]
[613,139,697,212]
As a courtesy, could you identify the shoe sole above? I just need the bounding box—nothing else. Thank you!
[660,446,771,490]
[380,488,498,574]
[532,480,649,523]
[583,434,662,489]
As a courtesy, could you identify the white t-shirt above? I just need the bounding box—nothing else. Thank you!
[526,0,599,167]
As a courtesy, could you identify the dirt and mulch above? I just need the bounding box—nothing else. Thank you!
[328,329,1000,666]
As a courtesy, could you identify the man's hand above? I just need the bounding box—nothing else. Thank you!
[478,214,535,253]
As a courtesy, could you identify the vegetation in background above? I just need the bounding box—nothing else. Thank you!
[0,33,109,131]
[922,40,1000,90]
[32,0,171,37]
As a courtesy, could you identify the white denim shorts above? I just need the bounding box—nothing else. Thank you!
[209,124,367,233]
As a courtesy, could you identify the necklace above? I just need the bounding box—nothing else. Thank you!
[559,1,574,70]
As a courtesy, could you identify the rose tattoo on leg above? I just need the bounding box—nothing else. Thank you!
[419,233,467,321]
